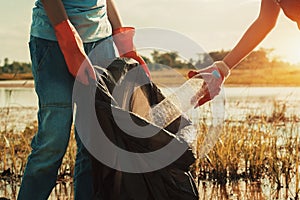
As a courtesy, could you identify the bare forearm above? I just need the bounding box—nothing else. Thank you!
[41,0,68,26]
[223,0,280,69]
[223,20,273,69]
[106,0,123,30]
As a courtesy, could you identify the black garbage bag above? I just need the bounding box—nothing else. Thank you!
[91,58,199,200]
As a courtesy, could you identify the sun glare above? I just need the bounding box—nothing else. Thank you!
[289,44,300,64]
[279,41,300,65]
[268,29,300,65]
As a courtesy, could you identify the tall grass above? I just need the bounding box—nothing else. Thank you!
[0,109,76,199]
[1,101,300,199]
[194,101,300,199]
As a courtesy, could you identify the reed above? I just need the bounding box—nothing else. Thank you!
[0,117,75,199]
[194,101,300,199]
[1,100,300,199]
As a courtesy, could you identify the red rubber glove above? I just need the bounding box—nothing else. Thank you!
[112,27,151,78]
[188,61,230,108]
[55,20,96,85]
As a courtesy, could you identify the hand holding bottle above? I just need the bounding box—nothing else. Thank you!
[187,61,230,107]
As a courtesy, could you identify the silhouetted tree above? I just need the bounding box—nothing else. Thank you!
[0,58,32,74]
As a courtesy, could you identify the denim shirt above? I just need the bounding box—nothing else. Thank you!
[30,0,112,42]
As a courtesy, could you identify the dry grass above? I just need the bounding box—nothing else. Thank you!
[151,66,300,87]
[0,115,76,199]
[193,102,300,199]
[1,101,300,199]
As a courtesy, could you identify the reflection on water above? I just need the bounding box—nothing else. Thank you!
[0,83,38,132]
[198,181,265,200]
[0,107,37,132]
[0,88,37,108]
[0,177,295,200]
[0,178,73,200]
[224,87,300,121]
[2,83,300,116]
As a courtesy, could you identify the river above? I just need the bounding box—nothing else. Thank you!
[1,80,300,130]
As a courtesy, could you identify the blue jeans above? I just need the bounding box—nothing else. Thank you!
[17,36,115,200]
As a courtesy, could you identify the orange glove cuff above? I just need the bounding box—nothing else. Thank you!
[112,27,135,56]
[113,27,151,78]
[54,20,86,57]
[54,20,88,76]
[54,20,95,84]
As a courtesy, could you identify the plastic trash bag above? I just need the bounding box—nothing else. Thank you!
[90,58,199,200]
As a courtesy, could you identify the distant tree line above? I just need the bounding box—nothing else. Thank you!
[142,48,298,71]
[144,51,195,70]
[1,48,297,76]
[0,58,32,74]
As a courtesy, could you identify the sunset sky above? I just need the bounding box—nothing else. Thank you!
[0,0,299,65]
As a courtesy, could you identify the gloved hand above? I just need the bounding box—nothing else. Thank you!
[112,27,151,78]
[188,61,230,108]
[55,20,96,85]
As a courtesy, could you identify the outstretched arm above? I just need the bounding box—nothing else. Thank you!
[223,0,281,69]
[188,0,281,107]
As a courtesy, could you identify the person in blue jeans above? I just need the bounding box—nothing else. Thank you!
[17,0,149,199]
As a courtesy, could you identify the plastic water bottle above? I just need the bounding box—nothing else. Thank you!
[147,77,205,128]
